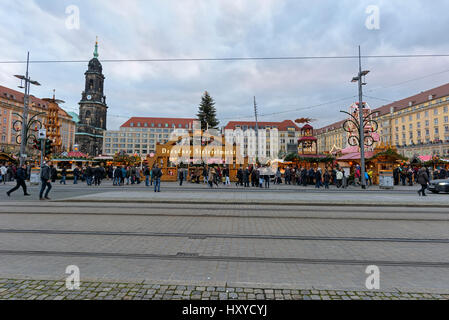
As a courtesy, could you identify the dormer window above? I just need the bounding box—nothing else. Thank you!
[130,123,134,127]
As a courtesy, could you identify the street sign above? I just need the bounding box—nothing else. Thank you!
[30,168,40,185]
[38,129,46,139]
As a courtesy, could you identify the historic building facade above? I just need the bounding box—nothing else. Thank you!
[224,120,301,159]
[0,85,75,156]
[316,83,449,158]
[103,117,196,156]
[75,40,108,156]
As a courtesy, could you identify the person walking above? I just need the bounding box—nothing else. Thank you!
[86,165,93,186]
[203,166,208,184]
[315,168,322,188]
[236,168,243,186]
[178,167,185,186]
[264,166,270,189]
[417,167,430,197]
[251,167,257,187]
[208,167,215,188]
[0,164,7,184]
[93,165,102,186]
[50,164,57,183]
[243,167,250,187]
[152,164,162,192]
[60,167,67,185]
[275,168,282,185]
[223,166,230,185]
[6,163,31,197]
[144,166,150,187]
[39,161,52,200]
[323,169,330,189]
[367,169,373,186]
[354,165,361,186]
[73,166,80,184]
[336,169,343,188]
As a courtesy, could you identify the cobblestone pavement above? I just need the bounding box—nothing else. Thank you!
[1,278,448,300]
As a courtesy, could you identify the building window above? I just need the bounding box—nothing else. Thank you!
[434,118,439,125]
[434,109,438,115]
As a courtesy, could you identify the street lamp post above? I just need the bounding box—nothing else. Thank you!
[15,52,41,166]
[351,46,369,189]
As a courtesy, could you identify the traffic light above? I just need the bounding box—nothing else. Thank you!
[45,139,53,156]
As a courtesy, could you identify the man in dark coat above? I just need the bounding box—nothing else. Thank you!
[243,167,250,187]
[114,166,122,186]
[39,161,52,200]
[86,166,93,186]
[7,164,30,197]
[152,164,162,192]
[236,168,243,186]
[94,166,103,186]
[417,167,430,197]
[50,165,57,183]
[315,168,322,188]
[73,166,80,184]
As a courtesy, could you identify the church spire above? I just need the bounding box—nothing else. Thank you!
[93,36,99,58]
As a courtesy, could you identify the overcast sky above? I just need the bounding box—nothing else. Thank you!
[1,0,449,130]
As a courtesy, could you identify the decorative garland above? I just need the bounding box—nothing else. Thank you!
[51,155,90,160]
[367,148,408,161]
[284,153,335,163]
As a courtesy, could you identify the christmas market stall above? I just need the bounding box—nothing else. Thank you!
[145,130,247,182]
[335,144,407,185]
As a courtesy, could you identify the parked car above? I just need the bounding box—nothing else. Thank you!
[428,178,449,193]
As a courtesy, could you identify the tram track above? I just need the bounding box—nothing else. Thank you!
[3,203,449,214]
[0,208,448,221]
[0,228,447,244]
[0,248,448,268]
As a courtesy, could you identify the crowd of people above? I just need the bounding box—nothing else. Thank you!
[393,165,448,186]
[2,160,449,199]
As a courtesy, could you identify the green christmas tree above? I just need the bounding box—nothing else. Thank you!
[197,91,219,130]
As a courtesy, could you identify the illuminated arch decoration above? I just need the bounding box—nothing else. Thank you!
[341,102,379,151]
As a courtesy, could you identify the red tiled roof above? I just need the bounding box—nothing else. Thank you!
[120,117,196,128]
[316,82,449,134]
[0,85,49,109]
[224,120,300,131]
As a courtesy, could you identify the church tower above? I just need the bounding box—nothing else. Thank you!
[75,38,108,156]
